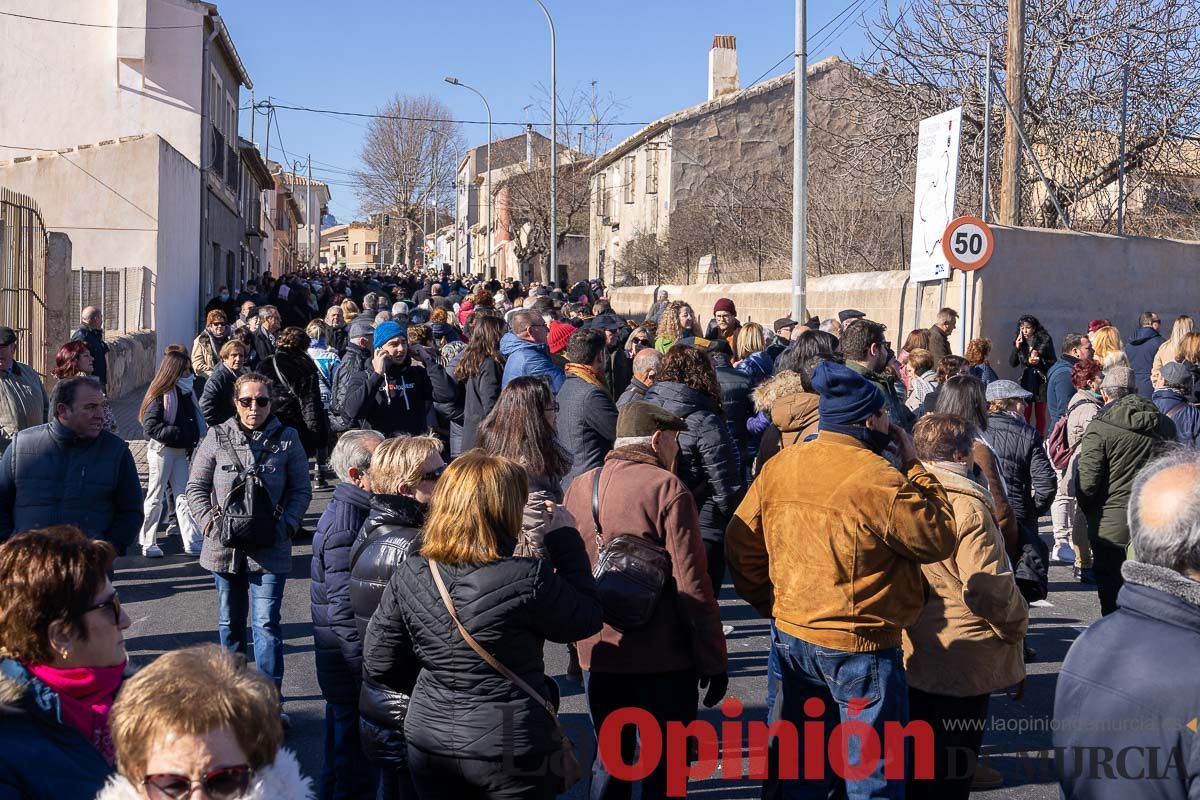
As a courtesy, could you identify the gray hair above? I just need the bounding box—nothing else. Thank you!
[819,318,841,336]
[330,429,385,483]
[613,435,653,450]
[1102,386,1133,402]
[257,305,279,321]
[1128,447,1200,573]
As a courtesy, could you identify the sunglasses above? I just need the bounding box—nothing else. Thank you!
[144,765,252,800]
[236,396,271,408]
[86,593,122,625]
[421,464,447,482]
[632,338,651,349]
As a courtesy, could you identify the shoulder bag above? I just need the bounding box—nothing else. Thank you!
[590,466,673,632]
[213,427,283,551]
[428,561,583,792]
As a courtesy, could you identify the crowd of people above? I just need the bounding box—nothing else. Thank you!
[0,267,1198,799]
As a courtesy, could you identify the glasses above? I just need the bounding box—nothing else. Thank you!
[236,396,270,408]
[632,338,651,349]
[421,464,447,482]
[1151,319,1162,325]
[144,766,252,800]
[86,593,122,625]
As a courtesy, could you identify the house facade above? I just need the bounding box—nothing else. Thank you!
[320,223,382,271]
[587,36,883,284]
[0,0,255,331]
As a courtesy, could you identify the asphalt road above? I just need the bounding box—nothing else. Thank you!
[115,484,1095,799]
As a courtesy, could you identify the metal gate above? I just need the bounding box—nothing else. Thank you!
[0,188,48,378]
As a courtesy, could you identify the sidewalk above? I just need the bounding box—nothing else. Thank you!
[111,385,150,477]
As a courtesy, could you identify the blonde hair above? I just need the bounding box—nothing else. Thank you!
[341,299,360,323]
[420,451,526,565]
[110,644,282,784]
[656,301,693,343]
[1178,331,1200,364]
[734,323,766,360]
[1090,326,1123,364]
[369,434,443,495]
[1169,315,1194,351]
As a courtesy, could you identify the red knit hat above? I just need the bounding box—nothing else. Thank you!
[1088,319,1112,334]
[548,320,577,354]
[714,297,737,316]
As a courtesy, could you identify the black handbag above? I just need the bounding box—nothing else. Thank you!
[213,428,282,551]
[590,466,673,632]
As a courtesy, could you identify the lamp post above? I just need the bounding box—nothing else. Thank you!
[445,76,493,279]
[532,0,557,288]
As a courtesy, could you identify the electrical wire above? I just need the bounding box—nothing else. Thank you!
[0,10,200,29]
[262,101,650,129]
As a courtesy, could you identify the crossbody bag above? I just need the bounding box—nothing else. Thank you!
[428,561,583,792]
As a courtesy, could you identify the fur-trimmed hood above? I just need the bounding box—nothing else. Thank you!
[1121,560,1200,609]
[752,370,806,413]
[94,748,313,800]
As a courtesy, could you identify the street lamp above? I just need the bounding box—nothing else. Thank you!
[791,0,808,322]
[532,0,557,288]
[445,76,494,279]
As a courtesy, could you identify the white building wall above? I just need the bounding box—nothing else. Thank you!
[0,0,205,166]
[0,135,200,353]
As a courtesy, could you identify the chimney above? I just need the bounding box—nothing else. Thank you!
[708,35,739,101]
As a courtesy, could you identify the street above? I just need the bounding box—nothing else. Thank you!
[115,476,1094,799]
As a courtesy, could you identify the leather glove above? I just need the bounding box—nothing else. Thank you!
[699,671,729,708]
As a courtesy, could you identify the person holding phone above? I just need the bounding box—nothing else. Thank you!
[337,321,432,438]
[1009,315,1057,434]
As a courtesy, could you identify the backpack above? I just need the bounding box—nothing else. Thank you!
[1047,398,1099,470]
[213,428,283,551]
[589,466,673,632]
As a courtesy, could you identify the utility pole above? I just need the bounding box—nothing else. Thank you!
[999,0,1025,225]
[249,90,255,144]
[306,154,313,269]
[791,0,808,322]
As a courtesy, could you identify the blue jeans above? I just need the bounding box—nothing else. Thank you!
[319,702,377,800]
[773,628,908,800]
[213,571,286,687]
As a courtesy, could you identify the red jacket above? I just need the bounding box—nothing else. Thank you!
[563,445,727,676]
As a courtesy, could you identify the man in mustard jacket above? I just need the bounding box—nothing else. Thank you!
[727,360,956,799]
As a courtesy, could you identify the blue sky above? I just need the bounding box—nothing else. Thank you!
[222,1,872,221]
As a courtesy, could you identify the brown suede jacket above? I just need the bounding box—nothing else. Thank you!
[563,445,728,676]
[726,431,957,652]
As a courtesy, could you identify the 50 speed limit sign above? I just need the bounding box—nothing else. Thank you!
[941,216,994,271]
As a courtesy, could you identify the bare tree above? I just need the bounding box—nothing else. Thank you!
[498,83,626,283]
[835,0,1200,230]
[354,94,464,266]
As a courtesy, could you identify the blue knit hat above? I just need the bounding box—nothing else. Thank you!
[812,361,885,425]
[373,320,407,349]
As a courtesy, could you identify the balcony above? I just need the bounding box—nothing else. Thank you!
[210,127,225,181]
[225,145,239,193]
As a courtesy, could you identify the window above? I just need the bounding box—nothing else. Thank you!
[596,174,607,216]
[646,149,659,194]
[353,242,359,255]
[623,156,636,204]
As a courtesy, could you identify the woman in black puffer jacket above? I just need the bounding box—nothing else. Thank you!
[643,344,745,596]
[983,387,1057,603]
[260,326,331,459]
[349,435,444,800]
[362,452,601,800]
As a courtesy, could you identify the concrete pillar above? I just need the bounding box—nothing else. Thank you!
[44,233,72,377]
[698,254,719,285]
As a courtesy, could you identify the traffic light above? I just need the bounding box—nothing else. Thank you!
[383,214,391,227]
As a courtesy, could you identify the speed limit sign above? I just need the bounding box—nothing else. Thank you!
[941,216,994,271]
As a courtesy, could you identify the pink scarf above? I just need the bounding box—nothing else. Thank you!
[29,661,126,764]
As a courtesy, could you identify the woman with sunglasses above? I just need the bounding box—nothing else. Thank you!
[0,525,130,799]
[186,373,312,721]
[348,434,446,800]
[99,644,311,800]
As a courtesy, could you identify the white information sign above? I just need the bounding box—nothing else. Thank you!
[909,107,963,282]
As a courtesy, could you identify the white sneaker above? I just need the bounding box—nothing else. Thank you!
[722,624,735,636]
[143,544,164,559]
[1054,541,1076,564]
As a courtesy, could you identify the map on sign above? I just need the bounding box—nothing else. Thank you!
[909,107,962,283]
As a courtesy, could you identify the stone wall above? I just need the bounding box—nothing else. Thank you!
[103,332,157,400]
[611,224,1200,383]
[609,269,958,339]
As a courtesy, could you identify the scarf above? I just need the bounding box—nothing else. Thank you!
[565,362,605,388]
[161,385,207,439]
[29,661,126,764]
[819,421,893,455]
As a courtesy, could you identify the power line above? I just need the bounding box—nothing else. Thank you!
[263,101,651,129]
[746,0,882,89]
[0,10,200,29]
